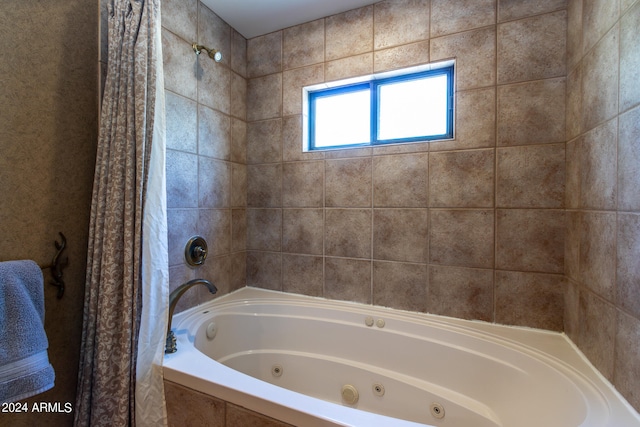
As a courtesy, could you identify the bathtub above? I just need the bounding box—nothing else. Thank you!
[163,287,640,427]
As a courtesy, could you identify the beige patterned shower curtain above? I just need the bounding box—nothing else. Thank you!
[74,0,166,426]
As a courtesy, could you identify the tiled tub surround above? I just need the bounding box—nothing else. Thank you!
[245,0,568,333]
[162,0,248,311]
[564,0,640,412]
[160,0,640,418]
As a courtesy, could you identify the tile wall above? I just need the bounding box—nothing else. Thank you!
[564,0,640,411]
[245,0,568,331]
[162,0,248,310]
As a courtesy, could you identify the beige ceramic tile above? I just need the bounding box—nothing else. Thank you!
[373,40,430,73]
[617,214,640,319]
[283,19,324,70]
[247,31,282,78]
[230,252,247,291]
[429,149,495,208]
[430,27,496,90]
[582,0,620,54]
[282,208,324,255]
[247,163,282,207]
[373,153,428,207]
[231,208,246,252]
[580,118,617,210]
[199,209,231,257]
[198,55,231,114]
[582,25,619,132]
[565,137,582,209]
[226,403,294,426]
[564,278,580,342]
[498,0,567,22]
[165,381,225,427]
[326,53,374,82]
[162,0,197,42]
[325,157,372,207]
[428,265,494,321]
[496,209,565,273]
[374,0,430,50]
[283,64,324,116]
[620,2,640,112]
[497,11,566,84]
[373,209,429,263]
[231,29,248,78]
[198,254,232,296]
[231,163,247,207]
[580,211,616,301]
[431,87,496,151]
[282,161,324,207]
[246,209,281,251]
[373,261,428,312]
[230,118,247,164]
[567,0,583,71]
[166,91,197,153]
[497,78,566,146]
[578,290,616,380]
[283,115,325,162]
[230,72,247,120]
[167,209,198,266]
[166,150,198,208]
[618,106,640,210]
[247,119,282,164]
[431,0,496,37]
[246,251,282,290]
[495,271,565,331]
[324,257,372,303]
[565,211,581,282]
[430,209,494,268]
[325,209,372,258]
[326,6,373,60]
[198,5,231,67]
[497,144,565,208]
[198,157,231,208]
[566,64,583,141]
[282,254,323,296]
[247,73,282,121]
[198,105,230,160]
[163,29,197,100]
[614,311,640,410]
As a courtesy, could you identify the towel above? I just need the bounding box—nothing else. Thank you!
[0,260,55,403]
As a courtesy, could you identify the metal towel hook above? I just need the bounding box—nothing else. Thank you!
[40,232,68,299]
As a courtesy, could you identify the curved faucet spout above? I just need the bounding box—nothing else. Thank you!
[165,279,217,353]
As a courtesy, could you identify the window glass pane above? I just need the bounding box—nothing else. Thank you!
[377,74,448,141]
[314,89,370,148]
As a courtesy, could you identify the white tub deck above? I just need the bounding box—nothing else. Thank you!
[163,287,640,427]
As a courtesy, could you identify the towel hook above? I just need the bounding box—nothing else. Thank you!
[40,232,68,299]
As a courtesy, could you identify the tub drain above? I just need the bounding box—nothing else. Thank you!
[430,402,445,419]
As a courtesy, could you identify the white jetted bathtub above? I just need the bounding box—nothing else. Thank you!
[163,288,640,427]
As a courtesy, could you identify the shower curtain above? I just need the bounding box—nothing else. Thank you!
[74,0,168,426]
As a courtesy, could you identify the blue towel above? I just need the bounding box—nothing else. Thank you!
[0,260,55,403]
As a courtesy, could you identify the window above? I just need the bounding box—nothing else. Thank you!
[305,62,454,151]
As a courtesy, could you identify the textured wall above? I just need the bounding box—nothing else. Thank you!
[0,1,98,426]
[161,0,248,311]
[564,0,640,412]
[244,0,568,331]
